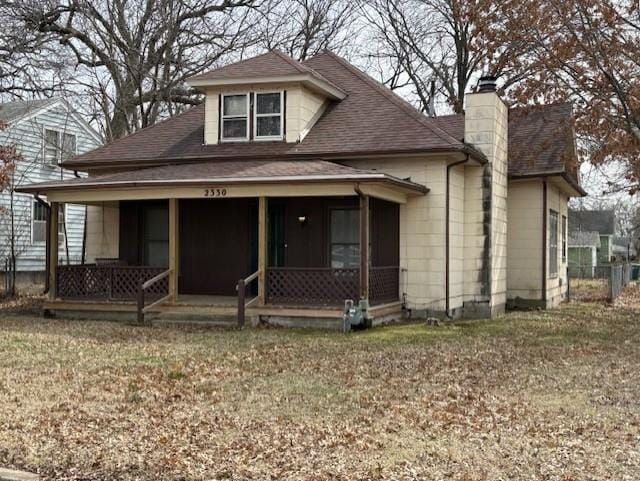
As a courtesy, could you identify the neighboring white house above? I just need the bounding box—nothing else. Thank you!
[0,98,102,286]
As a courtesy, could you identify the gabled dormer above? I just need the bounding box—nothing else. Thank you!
[186,50,346,145]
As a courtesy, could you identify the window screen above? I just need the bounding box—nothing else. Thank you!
[43,129,59,165]
[221,94,248,140]
[255,92,282,138]
[330,209,360,268]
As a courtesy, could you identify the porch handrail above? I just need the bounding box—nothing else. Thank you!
[236,269,261,328]
[137,268,172,325]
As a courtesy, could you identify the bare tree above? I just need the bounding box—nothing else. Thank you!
[361,0,531,114]
[256,0,356,61]
[8,0,259,141]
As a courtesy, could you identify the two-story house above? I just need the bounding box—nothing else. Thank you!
[18,51,585,326]
[0,98,102,291]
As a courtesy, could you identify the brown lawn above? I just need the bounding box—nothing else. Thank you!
[0,288,639,480]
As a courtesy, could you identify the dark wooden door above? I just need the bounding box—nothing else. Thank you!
[179,198,256,296]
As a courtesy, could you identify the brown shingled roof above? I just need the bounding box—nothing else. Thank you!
[63,51,482,169]
[17,159,428,195]
[432,103,580,185]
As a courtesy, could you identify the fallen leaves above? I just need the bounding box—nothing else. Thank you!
[0,294,639,480]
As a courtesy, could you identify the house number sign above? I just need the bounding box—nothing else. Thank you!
[204,188,228,197]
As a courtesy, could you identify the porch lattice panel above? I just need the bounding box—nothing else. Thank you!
[57,265,167,301]
[369,266,400,304]
[267,268,359,306]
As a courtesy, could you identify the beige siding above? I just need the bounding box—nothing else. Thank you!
[507,180,543,301]
[546,182,569,307]
[85,204,119,262]
[203,83,326,145]
[449,165,465,309]
[345,157,449,314]
[463,164,485,303]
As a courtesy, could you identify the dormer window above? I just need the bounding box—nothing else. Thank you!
[255,91,283,140]
[221,93,249,141]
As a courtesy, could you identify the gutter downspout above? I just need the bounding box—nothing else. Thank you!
[35,194,50,294]
[445,155,470,317]
[542,180,548,305]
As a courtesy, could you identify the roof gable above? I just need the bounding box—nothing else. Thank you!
[569,209,616,235]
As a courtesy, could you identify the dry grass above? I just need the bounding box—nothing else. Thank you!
[569,277,610,302]
[0,298,639,480]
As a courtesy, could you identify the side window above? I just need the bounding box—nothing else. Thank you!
[62,132,77,161]
[32,200,64,244]
[549,210,558,276]
[562,215,567,264]
[43,129,59,165]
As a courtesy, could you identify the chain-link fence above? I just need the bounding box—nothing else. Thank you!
[569,263,633,302]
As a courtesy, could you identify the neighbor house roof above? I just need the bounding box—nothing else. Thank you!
[17,159,428,195]
[433,103,580,189]
[569,209,616,235]
[568,231,601,248]
[0,98,59,122]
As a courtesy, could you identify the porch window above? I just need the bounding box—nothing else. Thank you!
[254,92,283,139]
[330,209,359,268]
[549,209,558,276]
[221,93,249,141]
[32,200,64,244]
[143,206,169,267]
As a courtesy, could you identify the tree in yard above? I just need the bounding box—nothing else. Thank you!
[256,0,356,61]
[8,0,259,141]
[505,0,640,194]
[0,120,19,295]
[360,0,533,114]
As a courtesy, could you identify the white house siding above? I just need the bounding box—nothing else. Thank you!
[545,181,569,307]
[507,180,544,303]
[0,102,101,272]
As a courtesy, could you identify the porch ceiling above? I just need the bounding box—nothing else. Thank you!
[17,159,428,204]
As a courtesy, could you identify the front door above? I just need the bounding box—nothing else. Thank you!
[179,198,256,296]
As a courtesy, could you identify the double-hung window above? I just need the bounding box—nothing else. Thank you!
[32,200,65,244]
[43,128,76,165]
[221,93,249,141]
[254,92,283,139]
[549,210,558,276]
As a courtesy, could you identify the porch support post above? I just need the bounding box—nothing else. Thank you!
[49,202,59,300]
[258,196,267,306]
[169,198,179,302]
[359,194,370,301]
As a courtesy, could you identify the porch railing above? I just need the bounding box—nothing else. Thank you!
[266,266,400,306]
[137,268,172,324]
[57,264,168,301]
[236,269,260,328]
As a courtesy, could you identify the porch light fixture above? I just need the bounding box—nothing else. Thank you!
[297,215,307,224]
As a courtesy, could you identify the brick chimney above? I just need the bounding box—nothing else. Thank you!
[463,76,508,316]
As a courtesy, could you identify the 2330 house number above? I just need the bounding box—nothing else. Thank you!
[204,188,228,197]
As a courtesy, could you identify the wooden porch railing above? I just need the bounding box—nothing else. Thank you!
[137,268,172,325]
[266,266,400,306]
[236,269,260,327]
[57,264,168,301]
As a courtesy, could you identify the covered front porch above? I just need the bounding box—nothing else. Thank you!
[21,160,427,326]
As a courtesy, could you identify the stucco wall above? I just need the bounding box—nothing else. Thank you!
[85,203,119,263]
[204,83,326,145]
[507,180,543,302]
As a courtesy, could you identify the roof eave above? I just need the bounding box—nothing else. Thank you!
[509,171,587,197]
[186,73,346,100]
